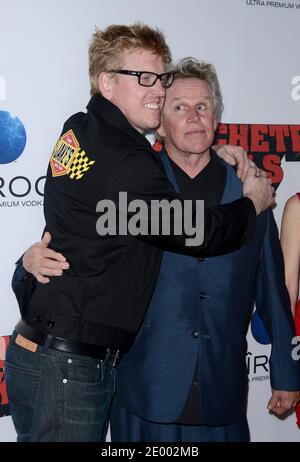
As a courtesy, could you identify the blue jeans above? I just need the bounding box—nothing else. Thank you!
[4,331,116,442]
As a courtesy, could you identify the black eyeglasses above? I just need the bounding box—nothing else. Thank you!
[109,70,174,88]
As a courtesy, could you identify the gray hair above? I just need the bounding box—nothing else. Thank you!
[169,57,224,122]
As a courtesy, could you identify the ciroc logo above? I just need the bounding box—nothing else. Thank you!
[0,111,27,164]
[251,310,271,345]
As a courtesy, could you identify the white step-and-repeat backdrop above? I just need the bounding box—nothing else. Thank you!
[0,0,299,442]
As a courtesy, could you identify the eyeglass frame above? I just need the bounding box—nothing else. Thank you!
[107,69,175,88]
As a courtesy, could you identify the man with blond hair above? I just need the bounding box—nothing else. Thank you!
[6,24,273,442]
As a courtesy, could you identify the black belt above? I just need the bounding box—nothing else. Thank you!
[14,319,121,365]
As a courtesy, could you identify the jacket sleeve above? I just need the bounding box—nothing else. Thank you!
[12,256,36,318]
[105,148,256,257]
[254,210,300,390]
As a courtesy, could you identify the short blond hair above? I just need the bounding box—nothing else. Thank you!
[89,23,172,95]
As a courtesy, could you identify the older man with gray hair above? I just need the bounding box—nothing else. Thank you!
[110,57,300,442]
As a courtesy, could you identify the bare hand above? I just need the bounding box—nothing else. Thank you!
[267,389,300,417]
[214,144,257,181]
[23,231,69,284]
[243,167,275,215]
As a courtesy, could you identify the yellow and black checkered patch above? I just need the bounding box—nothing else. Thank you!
[50,129,95,180]
[68,150,95,180]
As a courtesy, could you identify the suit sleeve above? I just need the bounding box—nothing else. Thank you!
[11,256,36,318]
[254,210,300,390]
[105,148,256,257]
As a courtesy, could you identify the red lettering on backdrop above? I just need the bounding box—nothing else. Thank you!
[269,125,290,151]
[250,125,269,152]
[215,124,300,189]
[263,155,283,184]
[291,126,300,152]
[228,124,249,150]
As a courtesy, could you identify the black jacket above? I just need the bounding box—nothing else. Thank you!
[17,94,256,350]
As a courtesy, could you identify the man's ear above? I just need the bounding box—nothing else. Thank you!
[98,73,113,100]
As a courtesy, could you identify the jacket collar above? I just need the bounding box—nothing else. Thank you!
[87,93,152,150]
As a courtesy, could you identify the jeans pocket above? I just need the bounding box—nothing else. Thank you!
[4,352,41,439]
[60,353,103,386]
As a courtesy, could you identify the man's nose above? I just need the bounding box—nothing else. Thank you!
[187,108,200,122]
[151,79,166,97]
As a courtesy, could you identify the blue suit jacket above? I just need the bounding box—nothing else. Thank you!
[114,150,300,425]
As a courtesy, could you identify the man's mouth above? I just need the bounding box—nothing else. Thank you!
[144,103,161,110]
[185,129,205,136]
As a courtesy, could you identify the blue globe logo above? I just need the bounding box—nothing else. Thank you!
[0,111,26,164]
[251,310,271,345]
